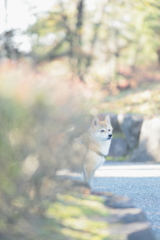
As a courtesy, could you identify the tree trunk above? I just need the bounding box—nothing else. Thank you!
[75,0,85,81]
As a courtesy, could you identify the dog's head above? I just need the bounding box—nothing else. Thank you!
[91,115,113,141]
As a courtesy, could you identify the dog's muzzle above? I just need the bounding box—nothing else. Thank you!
[102,134,112,141]
[107,134,112,140]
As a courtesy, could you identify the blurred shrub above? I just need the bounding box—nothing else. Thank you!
[0,60,95,237]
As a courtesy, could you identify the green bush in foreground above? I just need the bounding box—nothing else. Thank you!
[0,61,113,239]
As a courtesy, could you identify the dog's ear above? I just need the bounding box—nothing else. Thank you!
[92,116,99,127]
[105,115,111,124]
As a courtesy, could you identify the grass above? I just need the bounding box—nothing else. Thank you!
[16,193,121,240]
[106,156,128,162]
[101,82,160,115]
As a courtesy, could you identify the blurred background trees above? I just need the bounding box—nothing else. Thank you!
[27,0,160,81]
[1,0,160,82]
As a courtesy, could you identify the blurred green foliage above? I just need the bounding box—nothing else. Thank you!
[27,0,160,81]
[0,62,116,239]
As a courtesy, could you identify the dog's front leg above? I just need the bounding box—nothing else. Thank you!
[82,155,105,187]
[82,165,96,187]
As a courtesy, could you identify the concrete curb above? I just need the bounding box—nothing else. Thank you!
[91,191,155,240]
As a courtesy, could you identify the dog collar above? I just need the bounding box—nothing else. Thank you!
[89,149,106,158]
[96,151,107,158]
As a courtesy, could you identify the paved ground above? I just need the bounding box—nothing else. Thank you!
[93,162,160,240]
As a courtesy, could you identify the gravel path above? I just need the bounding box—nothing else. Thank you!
[93,162,160,239]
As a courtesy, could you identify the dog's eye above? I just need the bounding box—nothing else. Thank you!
[100,129,105,132]
[108,129,111,132]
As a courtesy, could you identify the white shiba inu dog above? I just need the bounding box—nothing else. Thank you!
[78,115,113,187]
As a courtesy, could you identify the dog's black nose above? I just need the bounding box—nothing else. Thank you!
[108,134,112,138]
